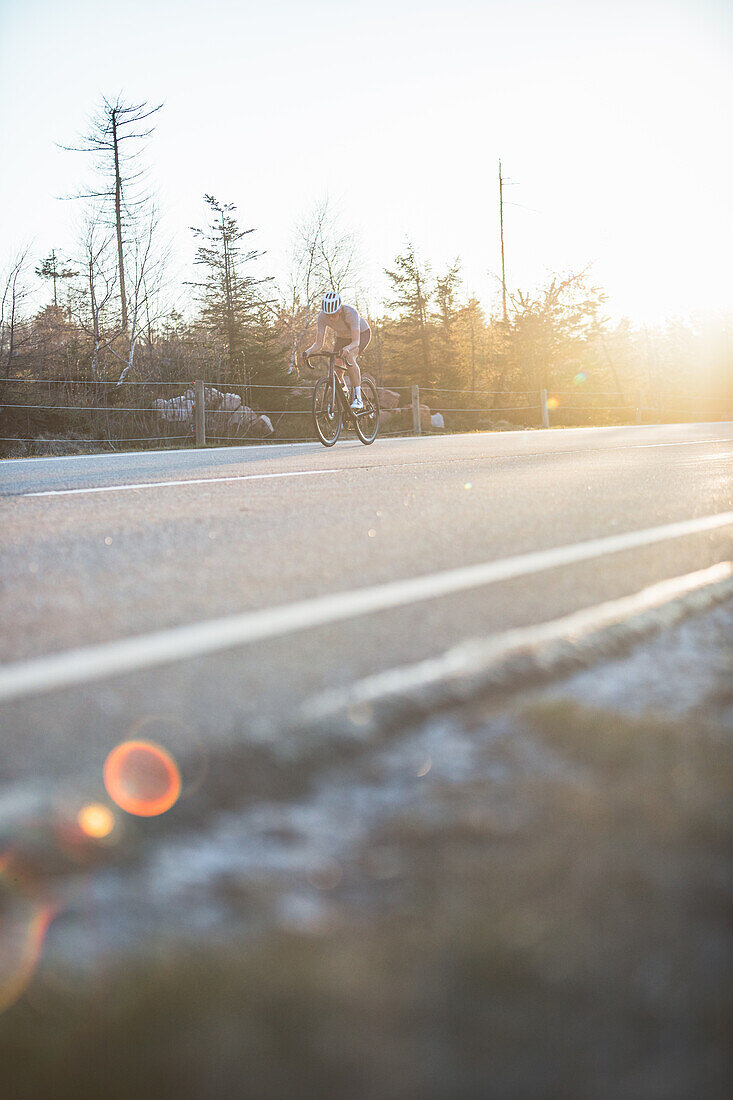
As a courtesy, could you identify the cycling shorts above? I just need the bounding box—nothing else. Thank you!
[334,326,371,357]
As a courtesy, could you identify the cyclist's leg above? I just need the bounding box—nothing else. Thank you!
[343,350,361,391]
[333,337,349,386]
[343,328,371,395]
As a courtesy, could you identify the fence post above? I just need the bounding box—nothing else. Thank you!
[411,384,422,435]
[635,388,643,425]
[194,380,206,447]
[540,388,550,429]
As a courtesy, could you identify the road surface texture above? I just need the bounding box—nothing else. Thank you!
[0,423,731,779]
[1,423,731,1099]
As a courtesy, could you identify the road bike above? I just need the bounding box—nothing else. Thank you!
[306,352,380,447]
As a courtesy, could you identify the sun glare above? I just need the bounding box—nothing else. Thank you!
[77,802,115,839]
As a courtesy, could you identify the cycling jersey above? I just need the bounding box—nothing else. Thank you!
[307,302,370,362]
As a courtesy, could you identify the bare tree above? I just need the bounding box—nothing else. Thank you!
[63,96,163,331]
[74,219,119,380]
[115,208,164,384]
[0,247,31,375]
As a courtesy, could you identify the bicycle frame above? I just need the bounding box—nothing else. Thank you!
[306,352,355,419]
[307,351,380,446]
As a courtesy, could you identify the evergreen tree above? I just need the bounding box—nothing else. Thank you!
[189,195,269,391]
[35,250,78,310]
[245,301,289,393]
[433,259,463,385]
[383,241,434,385]
[508,268,607,392]
[455,296,488,391]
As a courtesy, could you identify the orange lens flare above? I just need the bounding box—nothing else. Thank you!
[77,802,115,839]
[103,740,181,817]
[547,395,560,410]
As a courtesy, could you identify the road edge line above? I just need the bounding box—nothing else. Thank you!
[299,562,733,739]
[0,515,731,703]
[2,563,729,864]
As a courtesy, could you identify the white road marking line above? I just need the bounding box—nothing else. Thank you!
[3,437,324,464]
[23,468,342,497]
[304,561,733,718]
[0,511,731,703]
[16,437,732,498]
[629,439,730,450]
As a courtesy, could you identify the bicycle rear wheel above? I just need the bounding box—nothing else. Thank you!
[313,376,342,446]
[354,376,380,445]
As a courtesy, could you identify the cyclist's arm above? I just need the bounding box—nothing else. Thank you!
[305,312,327,357]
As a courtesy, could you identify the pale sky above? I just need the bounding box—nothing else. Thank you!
[0,0,731,323]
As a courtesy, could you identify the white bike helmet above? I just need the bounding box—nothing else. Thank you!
[321,291,342,314]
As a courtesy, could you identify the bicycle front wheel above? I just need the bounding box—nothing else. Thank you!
[313,376,342,446]
[354,376,380,445]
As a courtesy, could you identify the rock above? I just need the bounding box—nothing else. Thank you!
[152,396,194,423]
[152,388,273,439]
[228,407,259,433]
[250,414,274,438]
[379,404,433,432]
[378,388,401,410]
[227,407,274,438]
[219,392,242,412]
[203,386,222,410]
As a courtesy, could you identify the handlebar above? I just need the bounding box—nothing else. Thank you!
[303,352,339,368]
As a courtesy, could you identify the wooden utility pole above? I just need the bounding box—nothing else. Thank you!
[499,159,508,323]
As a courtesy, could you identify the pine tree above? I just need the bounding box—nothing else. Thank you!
[454,296,488,391]
[508,268,607,392]
[383,241,434,386]
[433,259,463,386]
[245,301,289,394]
[189,195,269,394]
[35,250,78,310]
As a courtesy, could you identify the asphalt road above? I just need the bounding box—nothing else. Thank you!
[1,423,731,788]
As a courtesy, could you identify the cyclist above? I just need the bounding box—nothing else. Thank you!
[304,292,371,410]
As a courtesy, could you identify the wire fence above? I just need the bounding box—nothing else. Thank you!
[0,375,730,457]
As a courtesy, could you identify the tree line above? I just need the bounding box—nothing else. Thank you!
[1,95,730,454]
